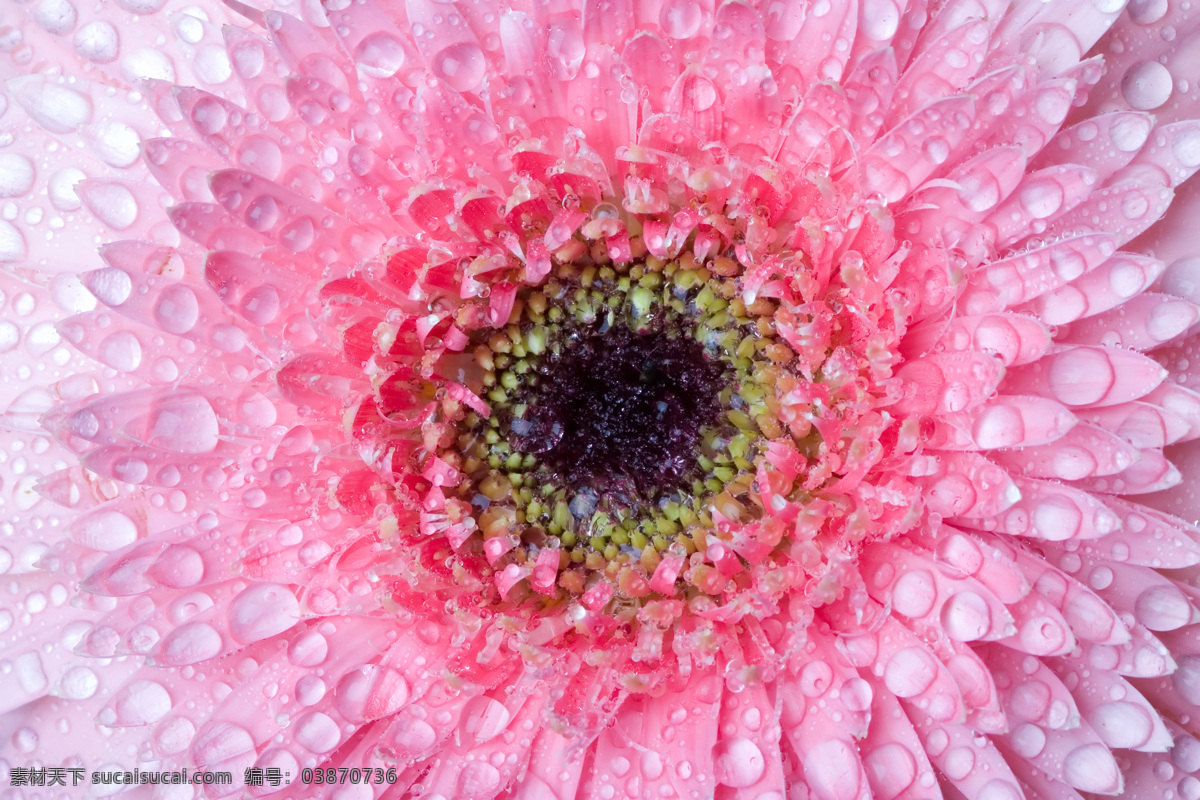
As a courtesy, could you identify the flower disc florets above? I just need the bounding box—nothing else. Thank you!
[355,149,931,666]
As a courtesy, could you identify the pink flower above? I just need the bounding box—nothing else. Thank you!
[3,0,1200,796]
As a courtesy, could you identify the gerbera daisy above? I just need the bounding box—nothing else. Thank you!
[4,0,1200,797]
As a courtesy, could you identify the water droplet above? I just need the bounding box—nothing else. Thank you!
[194,44,233,85]
[460,697,511,743]
[295,674,326,706]
[883,646,938,697]
[10,76,93,133]
[158,621,223,665]
[108,679,172,725]
[192,722,254,766]
[74,20,119,62]
[35,0,77,36]
[228,583,301,644]
[459,762,502,797]
[1122,61,1173,110]
[148,544,205,588]
[892,569,937,617]
[48,167,85,211]
[714,737,765,788]
[433,42,486,92]
[660,0,703,39]
[392,717,436,754]
[294,711,341,753]
[0,220,27,262]
[0,154,34,198]
[98,331,143,372]
[288,630,328,667]
[355,32,405,78]
[153,284,200,334]
[82,181,138,230]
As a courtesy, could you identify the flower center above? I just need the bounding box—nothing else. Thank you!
[504,324,726,501]
[428,246,797,601]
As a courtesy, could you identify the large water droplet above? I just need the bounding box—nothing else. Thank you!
[288,629,328,666]
[228,583,301,644]
[883,646,938,697]
[158,621,223,665]
[192,722,255,766]
[1122,61,1173,110]
[0,154,35,197]
[98,331,142,372]
[460,696,511,743]
[108,679,173,725]
[336,666,409,722]
[35,0,77,36]
[714,737,765,787]
[433,42,486,92]
[293,711,341,753]
[659,0,703,39]
[74,20,119,62]
[355,32,405,78]
[9,76,93,134]
[0,220,27,263]
[71,509,139,551]
[152,717,193,754]
[82,181,139,230]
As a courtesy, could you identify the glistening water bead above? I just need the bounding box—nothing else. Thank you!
[436,246,799,601]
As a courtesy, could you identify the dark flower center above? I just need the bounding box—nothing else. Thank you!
[509,324,726,501]
[418,247,798,600]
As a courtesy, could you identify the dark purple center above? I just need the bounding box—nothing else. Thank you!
[508,326,726,498]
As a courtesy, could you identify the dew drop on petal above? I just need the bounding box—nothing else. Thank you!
[354,32,406,78]
[192,722,254,766]
[0,154,35,197]
[74,20,119,62]
[294,711,341,753]
[228,583,301,644]
[109,679,173,725]
[35,0,77,36]
[459,762,502,797]
[1063,743,1122,793]
[59,666,99,700]
[1122,61,1173,110]
[0,220,28,263]
[158,621,223,665]
[1010,723,1047,758]
[98,331,142,372]
[391,717,436,754]
[864,743,915,796]
[432,42,486,92]
[892,569,937,617]
[1173,128,1200,168]
[883,646,938,697]
[153,284,200,334]
[82,182,138,230]
[9,76,93,134]
[460,696,511,743]
[941,591,992,640]
[123,48,176,83]
[714,737,765,787]
[660,0,703,40]
[286,630,328,668]
[48,167,85,211]
[89,122,141,168]
[1019,179,1065,219]
[1128,0,1168,24]
[71,510,138,551]
[1110,114,1152,152]
[152,716,193,754]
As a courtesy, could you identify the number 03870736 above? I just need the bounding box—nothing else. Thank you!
[299,767,399,785]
